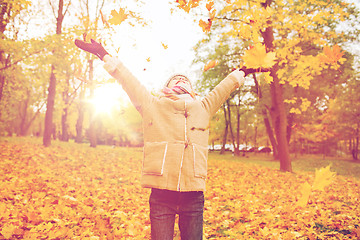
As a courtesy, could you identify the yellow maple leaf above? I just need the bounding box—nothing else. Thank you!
[296,181,312,207]
[108,8,128,25]
[312,164,336,191]
[242,43,277,69]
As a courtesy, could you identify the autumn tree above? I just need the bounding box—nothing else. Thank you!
[178,0,359,172]
[323,76,360,160]
[0,1,50,136]
[0,1,31,103]
[43,0,71,147]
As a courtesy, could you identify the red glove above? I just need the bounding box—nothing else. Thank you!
[74,39,109,60]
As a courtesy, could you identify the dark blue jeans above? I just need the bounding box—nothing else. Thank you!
[149,188,204,240]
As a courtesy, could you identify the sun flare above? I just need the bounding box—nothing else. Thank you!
[90,83,123,115]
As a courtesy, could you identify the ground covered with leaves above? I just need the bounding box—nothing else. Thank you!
[0,138,359,239]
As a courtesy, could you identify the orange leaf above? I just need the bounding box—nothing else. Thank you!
[203,60,218,72]
[199,19,212,33]
[177,0,191,13]
[206,1,214,11]
[319,45,345,64]
[161,42,168,49]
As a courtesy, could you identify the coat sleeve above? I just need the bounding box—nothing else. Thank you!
[201,70,245,116]
[103,55,152,114]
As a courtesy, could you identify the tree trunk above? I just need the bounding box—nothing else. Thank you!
[0,2,9,104]
[0,49,10,112]
[61,77,70,141]
[19,90,30,136]
[43,0,65,147]
[75,86,85,143]
[226,100,236,154]
[0,70,5,105]
[43,65,56,146]
[263,109,278,158]
[269,70,292,171]
[88,59,97,148]
[353,124,359,161]
[234,95,241,156]
[220,104,229,154]
[61,108,69,141]
[253,73,278,158]
[262,0,292,172]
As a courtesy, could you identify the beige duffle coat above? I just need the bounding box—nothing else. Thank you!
[104,56,244,192]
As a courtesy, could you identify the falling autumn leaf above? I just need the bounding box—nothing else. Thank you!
[296,165,336,208]
[242,43,277,69]
[161,42,168,49]
[296,181,312,207]
[199,19,212,33]
[312,165,336,191]
[203,60,218,72]
[146,57,151,62]
[177,0,191,13]
[206,1,214,11]
[108,7,128,25]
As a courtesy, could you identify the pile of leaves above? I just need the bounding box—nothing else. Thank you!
[0,138,359,239]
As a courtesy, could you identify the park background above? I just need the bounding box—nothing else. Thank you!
[1,0,360,239]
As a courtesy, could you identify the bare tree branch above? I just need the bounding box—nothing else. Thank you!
[215,16,249,25]
[63,0,72,18]
[48,0,57,19]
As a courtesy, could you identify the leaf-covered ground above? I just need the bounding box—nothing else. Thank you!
[0,138,359,239]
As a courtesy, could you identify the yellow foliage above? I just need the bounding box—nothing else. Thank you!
[1,224,17,239]
[1,139,359,239]
[263,72,273,84]
[242,43,277,69]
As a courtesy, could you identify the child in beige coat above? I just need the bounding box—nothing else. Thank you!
[75,39,259,240]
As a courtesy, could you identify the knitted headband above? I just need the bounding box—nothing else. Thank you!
[164,74,192,87]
